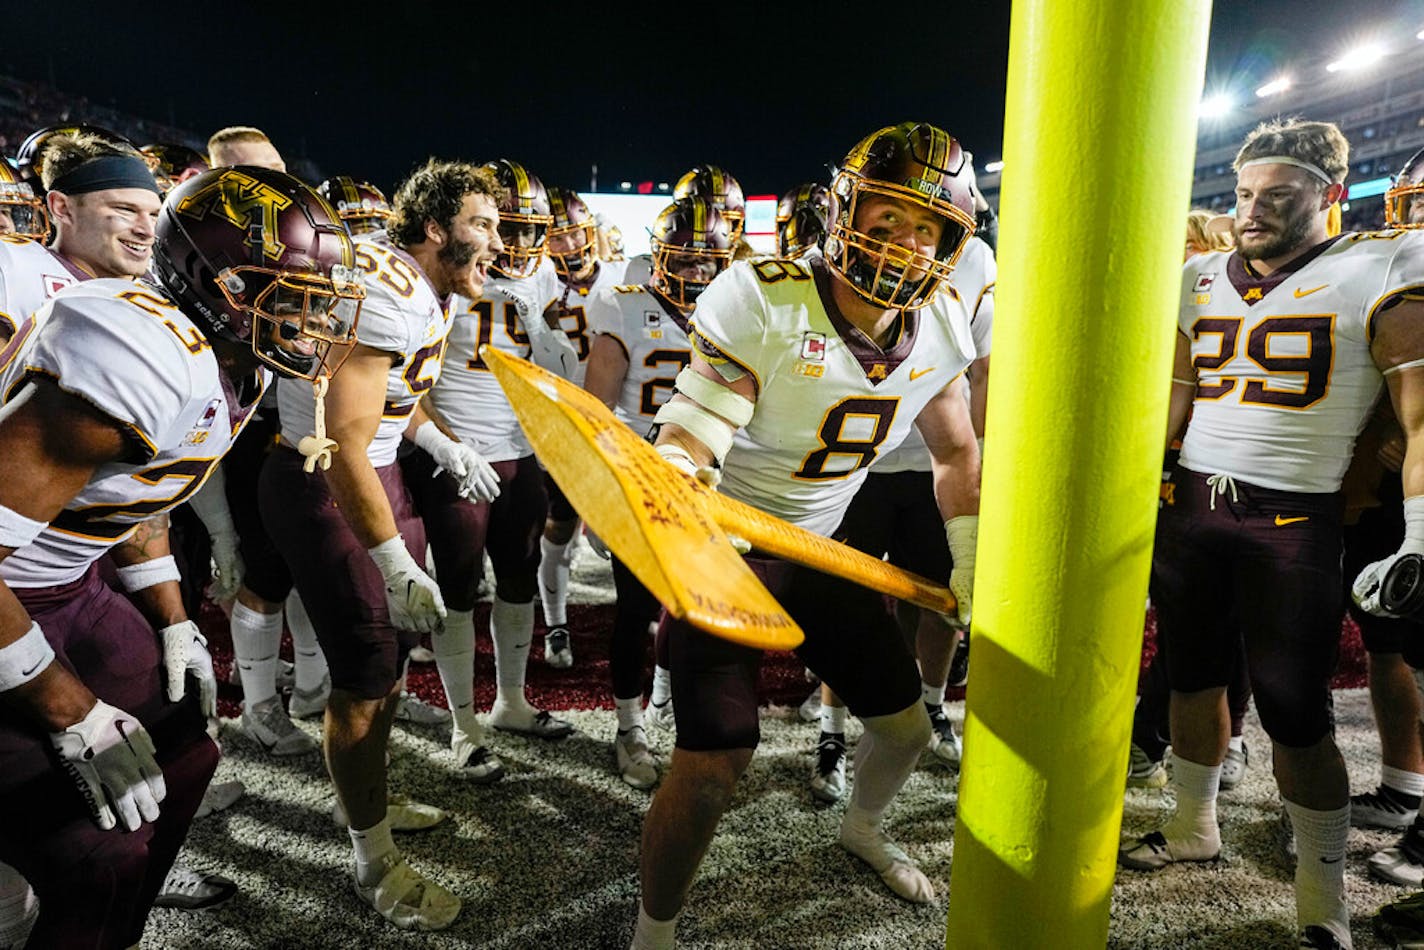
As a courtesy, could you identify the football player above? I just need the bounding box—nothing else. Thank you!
[405,159,572,789]
[1120,119,1424,950]
[318,177,393,236]
[139,143,210,195]
[582,196,732,788]
[776,182,829,258]
[259,158,502,931]
[0,163,359,948]
[674,164,746,243]
[631,123,982,949]
[206,126,287,172]
[0,157,49,245]
[535,186,630,670]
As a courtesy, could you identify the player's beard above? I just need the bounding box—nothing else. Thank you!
[1234,201,1316,264]
[440,235,484,295]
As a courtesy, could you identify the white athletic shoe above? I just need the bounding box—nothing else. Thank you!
[615,726,659,790]
[333,794,447,832]
[544,626,573,669]
[810,731,847,803]
[1219,742,1249,792]
[395,692,451,726]
[490,699,573,739]
[645,699,676,732]
[408,645,436,664]
[353,853,461,931]
[195,779,245,819]
[288,673,331,720]
[798,685,823,723]
[243,695,319,756]
[452,732,505,785]
[153,864,238,910]
[925,703,962,770]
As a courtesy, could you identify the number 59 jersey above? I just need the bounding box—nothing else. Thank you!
[1179,230,1424,493]
[690,252,976,537]
[278,232,452,467]
[0,279,265,587]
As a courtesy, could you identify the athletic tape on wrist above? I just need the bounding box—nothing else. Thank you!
[653,400,735,462]
[0,503,47,550]
[944,515,979,564]
[0,622,55,691]
[670,366,755,427]
[115,555,181,593]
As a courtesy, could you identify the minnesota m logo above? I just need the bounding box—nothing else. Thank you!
[174,169,292,261]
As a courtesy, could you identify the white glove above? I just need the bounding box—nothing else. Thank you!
[655,443,751,553]
[413,421,501,504]
[368,535,446,633]
[49,700,166,832]
[160,620,217,719]
[206,529,245,603]
[528,326,580,379]
[1354,496,1424,615]
[944,515,979,626]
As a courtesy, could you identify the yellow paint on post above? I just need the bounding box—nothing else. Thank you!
[944,3,1211,948]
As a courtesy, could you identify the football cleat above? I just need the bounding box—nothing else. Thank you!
[333,794,447,832]
[810,732,847,803]
[1127,743,1168,789]
[490,701,573,739]
[242,695,319,756]
[353,853,461,931]
[1219,742,1249,792]
[1371,822,1424,886]
[646,699,676,732]
[615,726,659,790]
[798,684,823,723]
[926,703,962,769]
[153,864,238,911]
[1353,785,1420,831]
[288,672,331,720]
[395,692,451,726]
[544,627,573,669]
[194,779,245,819]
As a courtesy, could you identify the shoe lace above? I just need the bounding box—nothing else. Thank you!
[1205,473,1238,511]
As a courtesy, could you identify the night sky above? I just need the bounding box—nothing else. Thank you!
[7,0,1422,197]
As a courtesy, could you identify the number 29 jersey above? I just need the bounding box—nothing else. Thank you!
[0,279,266,587]
[691,252,976,537]
[1179,230,1424,493]
[586,283,691,426]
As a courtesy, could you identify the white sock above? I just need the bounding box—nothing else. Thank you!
[349,817,397,887]
[231,601,283,707]
[1161,756,1222,859]
[649,665,673,707]
[491,597,535,707]
[285,591,328,693]
[1283,799,1350,942]
[616,695,644,733]
[850,707,928,816]
[1382,764,1424,798]
[1228,734,1244,754]
[538,536,573,627]
[839,803,935,903]
[434,608,480,741]
[821,704,847,736]
[629,904,678,950]
[922,681,946,707]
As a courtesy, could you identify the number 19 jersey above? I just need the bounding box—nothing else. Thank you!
[690,252,976,537]
[1179,230,1424,493]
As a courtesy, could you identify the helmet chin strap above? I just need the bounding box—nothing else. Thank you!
[297,374,338,473]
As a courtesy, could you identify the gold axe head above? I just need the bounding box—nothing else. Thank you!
[482,346,804,651]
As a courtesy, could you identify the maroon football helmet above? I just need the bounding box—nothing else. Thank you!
[824,122,976,309]
[140,143,210,195]
[0,156,50,241]
[777,182,830,257]
[154,166,363,380]
[317,176,392,235]
[546,186,598,278]
[15,124,136,190]
[674,165,745,239]
[1386,146,1424,230]
[650,198,734,314]
[482,159,552,279]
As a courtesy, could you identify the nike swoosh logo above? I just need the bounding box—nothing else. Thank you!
[20,657,45,677]
[542,584,558,595]
[1320,856,1342,864]
[1294,285,1327,298]
[1274,515,1309,526]
[908,367,935,381]
[515,642,530,650]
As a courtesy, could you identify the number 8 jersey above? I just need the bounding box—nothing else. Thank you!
[1179,230,1424,493]
[690,251,976,537]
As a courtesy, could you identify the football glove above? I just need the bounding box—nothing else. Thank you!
[369,535,447,634]
[160,620,217,720]
[49,700,165,832]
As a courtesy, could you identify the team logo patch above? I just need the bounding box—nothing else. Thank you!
[643,310,663,339]
[800,332,826,361]
[183,398,223,445]
[1193,273,1215,293]
[43,274,74,298]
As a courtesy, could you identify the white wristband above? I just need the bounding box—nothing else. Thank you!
[0,503,47,550]
[1404,496,1424,554]
[0,622,55,691]
[115,555,182,593]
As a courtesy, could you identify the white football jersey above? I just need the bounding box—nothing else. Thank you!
[875,236,995,475]
[0,234,88,339]
[1179,229,1424,493]
[623,254,652,287]
[278,232,451,468]
[0,279,266,587]
[548,258,629,386]
[691,252,977,537]
[586,282,692,426]
[431,257,561,462]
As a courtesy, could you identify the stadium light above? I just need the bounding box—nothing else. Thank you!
[619,181,632,191]
[985,160,1004,173]
[1417,28,1424,40]
[1326,43,1386,72]
[1199,92,1234,119]
[1255,75,1291,97]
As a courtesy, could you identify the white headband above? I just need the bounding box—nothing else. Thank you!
[1239,156,1339,185]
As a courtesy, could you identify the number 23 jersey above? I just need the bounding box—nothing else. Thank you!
[691,252,976,537]
[0,279,266,587]
[1179,229,1424,493]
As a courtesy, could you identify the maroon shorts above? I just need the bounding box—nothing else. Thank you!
[1152,467,1344,747]
[224,409,292,604]
[259,446,425,699]
[403,451,546,610]
[669,551,921,752]
[0,568,216,948]
[837,469,951,579]
[544,470,579,524]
